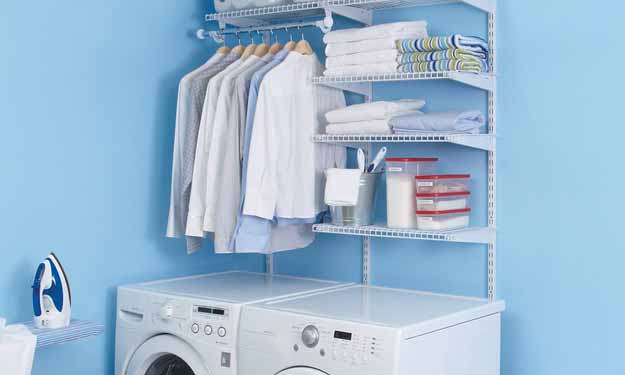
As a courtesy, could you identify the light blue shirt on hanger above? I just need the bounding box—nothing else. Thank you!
[231,49,318,253]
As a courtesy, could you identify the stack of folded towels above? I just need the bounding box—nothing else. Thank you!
[324,101,486,135]
[325,100,426,135]
[324,20,490,76]
[324,21,429,76]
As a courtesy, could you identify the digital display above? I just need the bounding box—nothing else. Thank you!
[334,330,352,341]
[197,306,212,314]
[212,308,225,315]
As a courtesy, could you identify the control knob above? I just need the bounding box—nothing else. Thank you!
[301,325,320,348]
[160,304,174,320]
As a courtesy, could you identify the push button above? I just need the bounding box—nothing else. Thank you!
[204,325,213,336]
[218,327,227,337]
[191,323,200,334]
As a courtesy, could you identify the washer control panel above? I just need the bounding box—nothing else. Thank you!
[148,297,233,347]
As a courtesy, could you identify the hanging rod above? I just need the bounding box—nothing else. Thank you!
[197,18,334,44]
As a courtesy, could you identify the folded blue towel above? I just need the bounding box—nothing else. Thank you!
[398,59,488,73]
[390,111,486,134]
[397,35,489,54]
[397,48,488,64]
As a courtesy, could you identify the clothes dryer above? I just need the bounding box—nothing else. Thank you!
[239,285,505,375]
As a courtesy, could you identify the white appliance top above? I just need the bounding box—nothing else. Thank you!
[121,271,349,304]
[256,285,505,336]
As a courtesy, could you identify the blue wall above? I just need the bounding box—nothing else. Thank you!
[3,0,625,375]
[0,1,263,374]
[275,1,625,375]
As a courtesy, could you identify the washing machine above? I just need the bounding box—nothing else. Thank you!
[238,285,506,375]
[115,271,352,375]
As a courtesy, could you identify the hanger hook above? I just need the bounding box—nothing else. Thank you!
[288,27,293,42]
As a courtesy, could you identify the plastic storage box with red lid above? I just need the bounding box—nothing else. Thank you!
[416,191,470,211]
[415,174,470,193]
[416,208,471,231]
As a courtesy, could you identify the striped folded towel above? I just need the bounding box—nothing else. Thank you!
[397,48,488,64]
[397,35,489,54]
[398,59,488,73]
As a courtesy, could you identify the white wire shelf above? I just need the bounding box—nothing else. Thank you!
[313,224,495,244]
[314,133,494,151]
[23,319,104,348]
[314,71,495,92]
[206,0,494,27]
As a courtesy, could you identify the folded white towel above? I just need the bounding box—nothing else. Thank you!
[325,168,362,206]
[0,324,37,375]
[324,62,399,76]
[325,32,427,57]
[323,21,428,44]
[326,49,400,69]
[326,120,396,135]
[326,101,425,124]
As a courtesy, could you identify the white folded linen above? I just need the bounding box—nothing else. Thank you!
[326,49,400,68]
[390,110,486,134]
[326,120,395,135]
[325,168,362,206]
[0,323,37,375]
[325,33,427,57]
[326,101,425,123]
[324,62,398,76]
[323,21,428,44]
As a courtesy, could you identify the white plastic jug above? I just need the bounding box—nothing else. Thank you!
[0,318,37,375]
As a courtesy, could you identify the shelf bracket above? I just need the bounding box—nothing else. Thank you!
[449,134,495,152]
[316,81,372,97]
[325,5,373,26]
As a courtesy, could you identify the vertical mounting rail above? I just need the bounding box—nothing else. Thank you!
[487,9,497,302]
[362,83,373,285]
[266,254,273,274]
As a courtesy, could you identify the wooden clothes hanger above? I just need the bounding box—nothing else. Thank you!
[253,31,269,57]
[294,27,313,55]
[269,30,282,55]
[283,27,296,52]
[231,32,245,55]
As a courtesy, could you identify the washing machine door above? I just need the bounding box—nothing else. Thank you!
[275,368,329,375]
[126,335,209,375]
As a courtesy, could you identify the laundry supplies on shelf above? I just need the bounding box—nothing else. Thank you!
[416,208,471,231]
[390,110,485,134]
[416,191,471,211]
[415,174,471,193]
[328,172,380,226]
[324,168,362,207]
[385,158,438,229]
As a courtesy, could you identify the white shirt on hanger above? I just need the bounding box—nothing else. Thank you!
[243,52,347,221]
[166,52,227,243]
[185,56,244,242]
[203,53,273,252]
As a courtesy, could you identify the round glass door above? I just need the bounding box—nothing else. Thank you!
[276,367,329,375]
[145,354,194,375]
[126,335,209,375]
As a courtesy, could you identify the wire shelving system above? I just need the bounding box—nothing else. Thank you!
[204,0,497,301]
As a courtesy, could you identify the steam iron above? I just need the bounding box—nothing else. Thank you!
[32,252,72,329]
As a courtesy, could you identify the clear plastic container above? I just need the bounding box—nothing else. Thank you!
[415,174,470,194]
[416,208,471,231]
[416,191,470,211]
[385,158,438,229]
